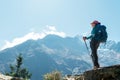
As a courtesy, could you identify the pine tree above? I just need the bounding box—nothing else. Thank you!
[6,54,32,80]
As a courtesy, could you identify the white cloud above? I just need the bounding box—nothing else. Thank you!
[1,26,66,50]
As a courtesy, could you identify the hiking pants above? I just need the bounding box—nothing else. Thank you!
[90,40,100,67]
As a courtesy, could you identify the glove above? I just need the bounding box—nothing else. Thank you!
[83,37,87,41]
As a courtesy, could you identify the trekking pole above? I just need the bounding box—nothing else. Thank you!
[83,39,90,55]
[83,39,95,64]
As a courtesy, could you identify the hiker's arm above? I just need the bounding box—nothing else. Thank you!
[86,28,96,40]
[86,34,95,39]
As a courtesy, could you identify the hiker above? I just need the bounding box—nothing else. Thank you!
[83,20,108,69]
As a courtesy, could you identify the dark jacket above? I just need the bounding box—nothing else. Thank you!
[87,24,101,41]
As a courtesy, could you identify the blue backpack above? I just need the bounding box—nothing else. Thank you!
[97,25,108,42]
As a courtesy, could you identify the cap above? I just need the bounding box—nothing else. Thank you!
[91,20,101,24]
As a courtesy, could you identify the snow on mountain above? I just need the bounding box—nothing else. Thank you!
[1,26,66,50]
[0,35,120,80]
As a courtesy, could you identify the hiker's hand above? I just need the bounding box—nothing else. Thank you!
[83,37,87,41]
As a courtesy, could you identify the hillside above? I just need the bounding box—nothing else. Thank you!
[0,35,120,80]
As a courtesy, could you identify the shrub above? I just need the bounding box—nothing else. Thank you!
[43,70,62,80]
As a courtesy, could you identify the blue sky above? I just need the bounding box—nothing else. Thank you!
[0,0,120,49]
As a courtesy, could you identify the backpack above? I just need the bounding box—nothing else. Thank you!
[97,25,108,42]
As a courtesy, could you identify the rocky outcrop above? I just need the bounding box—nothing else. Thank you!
[0,73,23,80]
[84,65,120,80]
[0,73,12,80]
[64,65,120,80]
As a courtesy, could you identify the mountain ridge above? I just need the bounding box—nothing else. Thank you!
[0,34,120,80]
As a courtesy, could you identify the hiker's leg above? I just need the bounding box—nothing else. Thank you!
[90,40,96,66]
[90,40,100,68]
[95,41,100,67]
[93,41,100,68]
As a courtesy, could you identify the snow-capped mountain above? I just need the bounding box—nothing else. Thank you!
[0,35,120,80]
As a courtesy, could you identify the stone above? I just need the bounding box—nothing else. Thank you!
[64,65,120,80]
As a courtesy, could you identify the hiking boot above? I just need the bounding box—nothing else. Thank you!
[94,65,100,70]
[94,66,98,70]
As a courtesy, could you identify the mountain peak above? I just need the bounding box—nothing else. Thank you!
[0,36,120,80]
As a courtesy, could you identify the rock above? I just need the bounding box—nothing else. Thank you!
[0,73,12,80]
[11,77,24,80]
[0,73,24,80]
[64,65,120,80]
[84,65,120,80]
